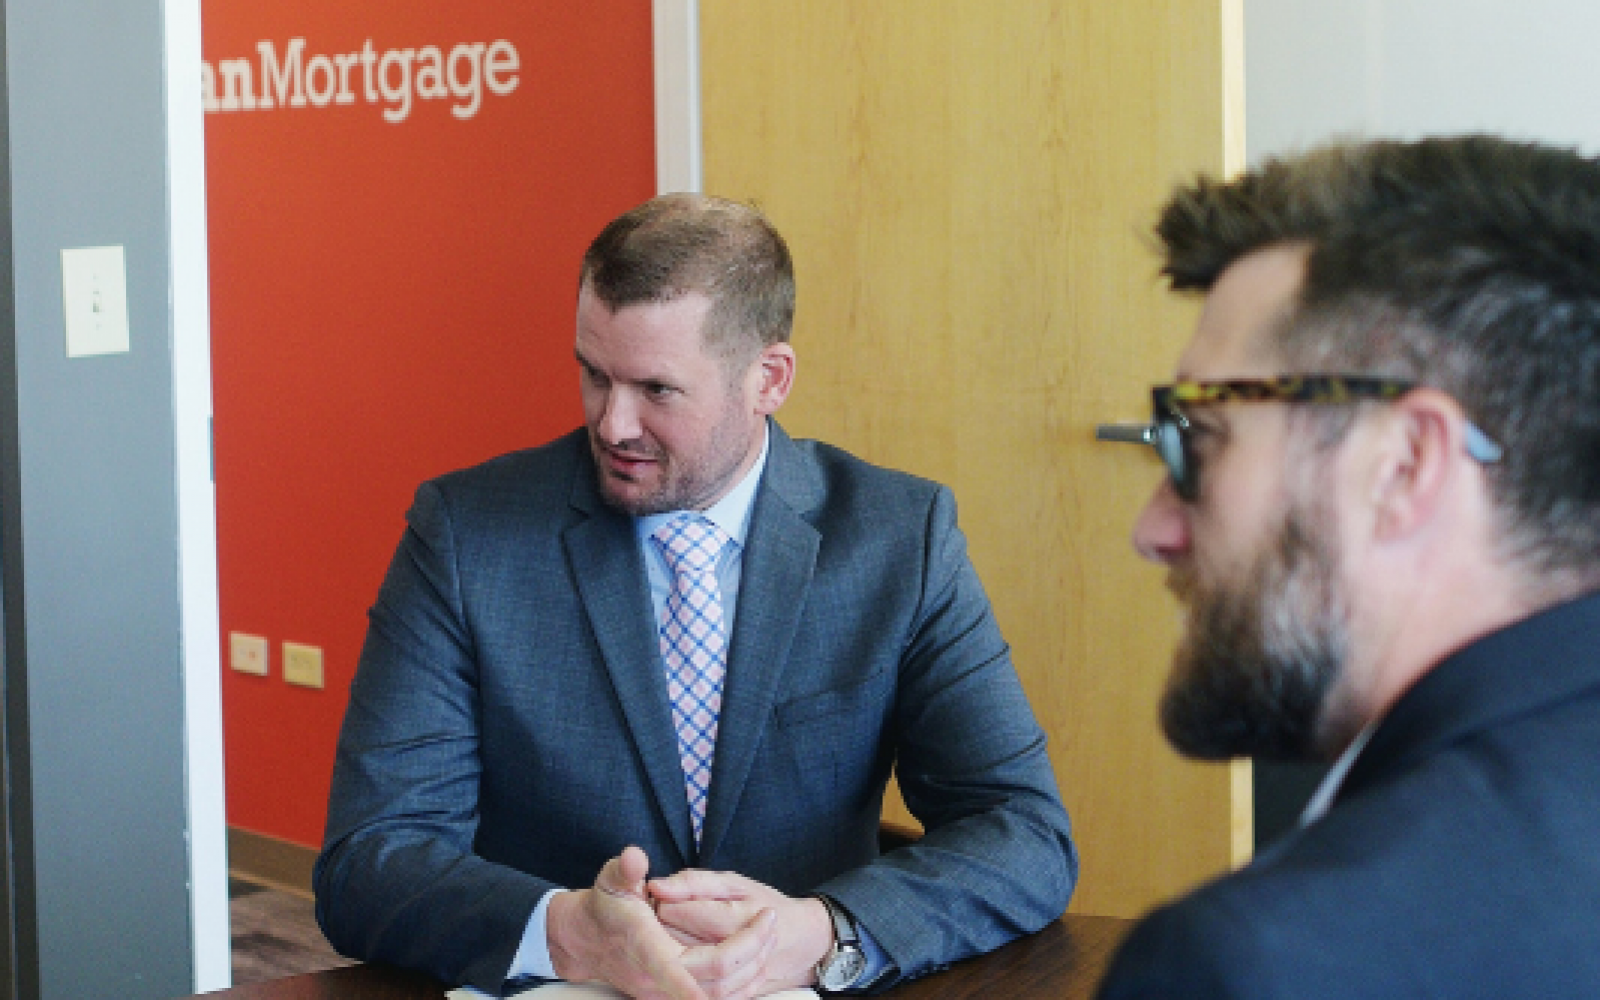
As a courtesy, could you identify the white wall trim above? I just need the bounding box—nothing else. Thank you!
[1222,0,1247,177]
[163,0,231,987]
[653,0,702,193]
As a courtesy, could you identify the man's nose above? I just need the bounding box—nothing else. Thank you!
[595,390,641,445]
[1132,478,1191,565]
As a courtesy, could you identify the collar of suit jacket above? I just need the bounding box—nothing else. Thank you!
[1340,589,1600,805]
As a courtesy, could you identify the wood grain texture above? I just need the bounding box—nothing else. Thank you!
[230,881,356,986]
[184,915,1132,999]
[196,962,446,1000]
[883,915,1132,999]
[701,0,1243,916]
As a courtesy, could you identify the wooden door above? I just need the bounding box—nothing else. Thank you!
[701,0,1246,917]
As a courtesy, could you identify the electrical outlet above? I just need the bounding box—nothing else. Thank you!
[230,632,269,676]
[283,642,324,689]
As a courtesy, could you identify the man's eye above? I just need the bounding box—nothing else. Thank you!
[1184,419,1224,455]
[644,383,676,399]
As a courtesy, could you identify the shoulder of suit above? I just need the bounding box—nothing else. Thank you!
[782,433,945,506]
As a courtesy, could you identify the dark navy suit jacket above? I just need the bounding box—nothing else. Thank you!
[1098,591,1600,998]
[315,423,1076,993]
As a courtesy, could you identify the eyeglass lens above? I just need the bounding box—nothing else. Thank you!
[1152,415,1194,500]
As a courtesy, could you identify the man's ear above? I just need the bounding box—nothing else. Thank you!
[752,343,796,415]
[1369,388,1469,542]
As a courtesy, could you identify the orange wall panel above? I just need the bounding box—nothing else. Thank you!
[205,2,655,847]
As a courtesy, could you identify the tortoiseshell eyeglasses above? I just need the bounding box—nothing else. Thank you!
[1095,375,1504,502]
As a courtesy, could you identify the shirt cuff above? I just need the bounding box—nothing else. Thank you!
[856,920,892,987]
[506,888,566,982]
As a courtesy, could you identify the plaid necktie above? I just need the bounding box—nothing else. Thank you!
[652,514,732,843]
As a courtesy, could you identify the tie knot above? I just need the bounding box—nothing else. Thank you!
[653,515,730,577]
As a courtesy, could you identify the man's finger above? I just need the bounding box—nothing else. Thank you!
[632,937,713,1000]
[661,922,715,948]
[681,909,777,999]
[657,897,756,943]
[649,867,745,902]
[598,845,652,901]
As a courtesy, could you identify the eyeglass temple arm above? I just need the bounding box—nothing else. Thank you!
[1464,421,1503,464]
[1097,419,1499,459]
[1095,422,1158,445]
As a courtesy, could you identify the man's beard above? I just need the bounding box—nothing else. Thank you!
[1159,501,1350,762]
[593,400,756,517]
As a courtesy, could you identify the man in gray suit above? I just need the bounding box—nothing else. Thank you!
[315,194,1076,998]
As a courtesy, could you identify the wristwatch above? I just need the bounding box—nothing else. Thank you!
[813,894,868,993]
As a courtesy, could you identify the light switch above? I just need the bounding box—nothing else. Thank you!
[61,245,130,358]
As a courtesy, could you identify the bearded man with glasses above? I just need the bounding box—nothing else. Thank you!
[1095,136,1600,998]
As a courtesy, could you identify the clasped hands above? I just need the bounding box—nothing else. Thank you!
[547,845,834,1000]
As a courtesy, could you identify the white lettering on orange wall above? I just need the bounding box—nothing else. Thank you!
[202,37,521,123]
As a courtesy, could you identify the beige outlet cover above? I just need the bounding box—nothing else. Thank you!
[283,642,324,689]
[229,632,269,676]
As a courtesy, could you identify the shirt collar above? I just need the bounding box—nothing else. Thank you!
[636,424,769,548]
[1298,722,1377,829]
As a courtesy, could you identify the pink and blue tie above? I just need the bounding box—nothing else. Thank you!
[653,515,732,844]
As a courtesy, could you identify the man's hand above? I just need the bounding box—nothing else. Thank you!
[649,870,834,996]
[547,847,780,999]
[546,846,713,999]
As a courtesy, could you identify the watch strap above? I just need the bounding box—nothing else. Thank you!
[813,894,867,993]
[817,893,860,948]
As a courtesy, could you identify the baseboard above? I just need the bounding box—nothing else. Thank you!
[229,826,318,899]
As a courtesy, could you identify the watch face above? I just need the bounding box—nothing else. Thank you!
[818,946,868,991]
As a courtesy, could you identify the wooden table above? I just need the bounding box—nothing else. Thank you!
[884,915,1130,999]
[193,914,1131,999]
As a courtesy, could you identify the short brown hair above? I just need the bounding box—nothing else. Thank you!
[1156,136,1600,584]
[580,193,795,363]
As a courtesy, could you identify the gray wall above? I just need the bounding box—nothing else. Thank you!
[1,0,215,994]
[1247,0,1600,157]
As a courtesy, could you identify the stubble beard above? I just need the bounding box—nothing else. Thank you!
[1159,499,1351,762]
[592,402,758,518]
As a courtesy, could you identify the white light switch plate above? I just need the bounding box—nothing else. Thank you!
[61,245,130,358]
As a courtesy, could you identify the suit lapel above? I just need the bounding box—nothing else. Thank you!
[699,425,822,859]
[564,457,695,866]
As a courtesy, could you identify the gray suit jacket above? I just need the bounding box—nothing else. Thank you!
[315,423,1076,993]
